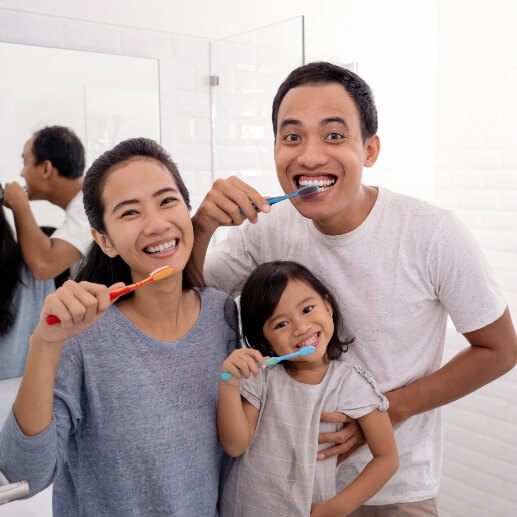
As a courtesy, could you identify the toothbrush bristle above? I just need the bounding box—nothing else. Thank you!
[298,184,320,196]
[299,345,316,355]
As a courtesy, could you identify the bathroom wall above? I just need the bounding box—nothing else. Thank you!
[0,1,516,515]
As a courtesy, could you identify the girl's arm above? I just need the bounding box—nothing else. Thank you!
[217,348,265,457]
[13,280,112,436]
[311,409,399,517]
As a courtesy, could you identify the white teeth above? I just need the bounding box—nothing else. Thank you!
[297,334,318,348]
[145,239,177,254]
[298,177,336,191]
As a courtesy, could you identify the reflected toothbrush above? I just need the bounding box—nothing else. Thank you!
[45,265,174,325]
[221,345,316,380]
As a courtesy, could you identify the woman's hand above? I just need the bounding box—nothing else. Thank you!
[37,280,116,345]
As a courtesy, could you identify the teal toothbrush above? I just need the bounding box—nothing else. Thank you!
[220,345,316,380]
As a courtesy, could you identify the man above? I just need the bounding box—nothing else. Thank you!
[3,126,91,280]
[191,62,517,515]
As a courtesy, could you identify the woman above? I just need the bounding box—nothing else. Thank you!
[0,139,238,516]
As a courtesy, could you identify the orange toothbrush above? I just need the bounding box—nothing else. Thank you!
[45,265,174,325]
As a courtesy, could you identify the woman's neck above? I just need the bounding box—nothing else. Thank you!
[116,278,200,343]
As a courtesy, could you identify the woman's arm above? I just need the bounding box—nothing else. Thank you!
[217,348,265,456]
[311,409,398,517]
[13,280,112,436]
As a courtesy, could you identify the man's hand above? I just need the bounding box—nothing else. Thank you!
[2,181,28,210]
[318,411,366,465]
[192,176,271,236]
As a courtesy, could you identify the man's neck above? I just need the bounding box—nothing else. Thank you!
[46,177,83,210]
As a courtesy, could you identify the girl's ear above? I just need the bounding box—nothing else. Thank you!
[91,228,119,258]
[324,295,333,316]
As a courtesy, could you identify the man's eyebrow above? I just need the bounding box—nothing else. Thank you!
[278,118,302,131]
[321,117,349,129]
[112,187,178,214]
[278,117,349,131]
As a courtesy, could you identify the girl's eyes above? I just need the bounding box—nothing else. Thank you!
[275,321,288,329]
[302,305,314,314]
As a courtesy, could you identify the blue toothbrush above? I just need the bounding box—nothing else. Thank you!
[240,184,319,214]
[220,345,316,380]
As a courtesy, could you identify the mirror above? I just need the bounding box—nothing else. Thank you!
[0,42,160,228]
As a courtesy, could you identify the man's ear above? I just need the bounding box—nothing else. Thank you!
[91,228,118,258]
[41,160,56,179]
[364,134,380,167]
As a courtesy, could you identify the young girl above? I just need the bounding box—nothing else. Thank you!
[218,261,398,517]
[0,138,238,516]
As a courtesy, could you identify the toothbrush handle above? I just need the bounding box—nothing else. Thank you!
[220,358,278,380]
[45,286,130,325]
[238,193,294,214]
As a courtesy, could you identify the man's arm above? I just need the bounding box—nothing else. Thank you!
[190,176,270,279]
[4,182,81,280]
[318,308,517,462]
[386,307,517,424]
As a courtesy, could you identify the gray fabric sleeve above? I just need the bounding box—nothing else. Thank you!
[337,366,389,420]
[239,370,266,410]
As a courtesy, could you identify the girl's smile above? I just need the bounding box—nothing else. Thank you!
[262,278,334,369]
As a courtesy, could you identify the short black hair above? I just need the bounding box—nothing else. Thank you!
[240,260,353,360]
[272,61,378,143]
[32,126,85,179]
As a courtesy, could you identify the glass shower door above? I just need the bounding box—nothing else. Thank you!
[209,16,305,203]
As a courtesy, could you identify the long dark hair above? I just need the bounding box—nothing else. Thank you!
[0,205,23,335]
[240,261,353,360]
[76,137,202,291]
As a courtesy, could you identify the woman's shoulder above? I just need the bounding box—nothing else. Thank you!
[197,286,236,307]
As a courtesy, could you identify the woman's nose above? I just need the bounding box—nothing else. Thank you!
[143,210,170,234]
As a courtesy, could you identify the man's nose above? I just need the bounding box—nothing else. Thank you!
[296,139,328,169]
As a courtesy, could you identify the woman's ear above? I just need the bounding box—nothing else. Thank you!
[91,228,118,258]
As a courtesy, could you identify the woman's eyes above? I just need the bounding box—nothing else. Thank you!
[161,196,178,206]
[120,209,139,217]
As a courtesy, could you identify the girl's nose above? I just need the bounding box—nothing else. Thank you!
[292,318,311,336]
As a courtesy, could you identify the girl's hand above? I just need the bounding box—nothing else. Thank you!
[220,348,267,386]
[37,280,116,345]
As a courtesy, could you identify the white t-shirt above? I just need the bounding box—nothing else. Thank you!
[51,190,91,276]
[205,187,506,504]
